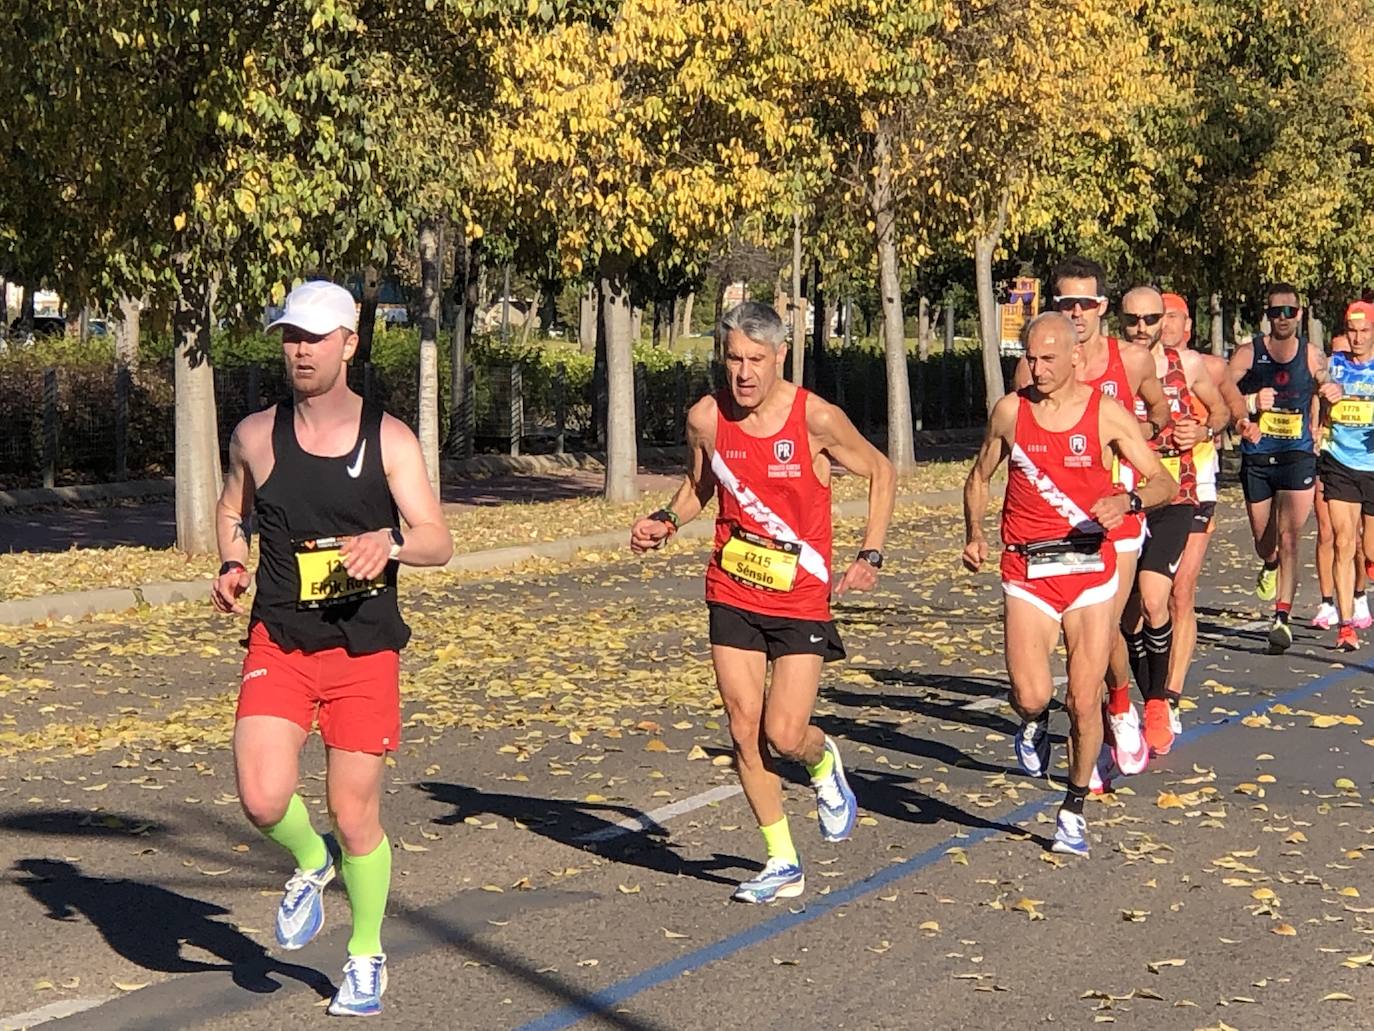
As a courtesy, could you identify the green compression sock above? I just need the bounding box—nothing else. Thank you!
[807,749,835,782]
[261,794,328,872]
[759,818,798,866]
[341,836,392,957]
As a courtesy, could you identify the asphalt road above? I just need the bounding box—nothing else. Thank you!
[1,490,1373,1030]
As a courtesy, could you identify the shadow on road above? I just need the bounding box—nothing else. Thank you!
[10,858,333,997]
[844,769,1053,849]
[418,781,755,886]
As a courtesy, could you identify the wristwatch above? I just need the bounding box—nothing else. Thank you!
[857,549,884,569]
[218,560,246,577]
[1127,491,1144,514]
[388,527,404,561]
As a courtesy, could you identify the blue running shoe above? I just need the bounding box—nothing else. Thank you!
[1050,809,1089,858]
[328,954,388,1017]
[812,735,858,842]
[1015,716,1051,777]
[731,858,805,904]
[274,850,335,951]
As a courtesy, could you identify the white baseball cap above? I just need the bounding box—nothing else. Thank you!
[267,280,358,335]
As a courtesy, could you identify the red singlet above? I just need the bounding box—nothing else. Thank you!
[705,388,834,621]
[1154,346,1202,506]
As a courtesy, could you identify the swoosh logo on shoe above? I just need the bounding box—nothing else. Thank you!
[346,439,366,479]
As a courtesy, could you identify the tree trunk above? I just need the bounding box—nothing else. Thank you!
[630,305,643,345]
[357,265,381,363]
[593,287,608,444]
[917,295,931,361]
[171,261,220,554]
[678,290,695,339]
[19,282,35,337]
[974,193,1010,414]
[600,256,637,502]
[519,287,542,345]
[115,295,142,369]
[447,233,473,458]
[789,212,805,385]
[1307,310,1324,351]
[668,296,679,349]
[713,278,727,361]
[1209,292,1225,355]
[579,282,597,353]
[417,219,442,498]
[870,125,915,475]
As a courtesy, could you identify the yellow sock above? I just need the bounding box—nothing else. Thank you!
[759,817,798,865]
[807,749,834,782]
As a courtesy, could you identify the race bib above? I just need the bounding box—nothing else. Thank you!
[1332,398,1374,427]
[1259,409,1302,439]
[1024,536,1106,581]
[293,536,387,610]
[1160,453,1182,481]
[719,528,800,592]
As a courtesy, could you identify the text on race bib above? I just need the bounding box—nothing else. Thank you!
[1259,409,1302,439]
[719,527,800,592]
[1332,398,1374,427]
[1160,454,1182,481]
[293,536,387,610]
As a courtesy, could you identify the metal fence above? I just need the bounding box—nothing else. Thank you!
[0,350,1008,488]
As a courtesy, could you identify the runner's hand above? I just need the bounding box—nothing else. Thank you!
[1171,416,1203,449]
[630,516,674,553]
[211,566,252,614]
[1255,387,1276,412]
[1238,417,1262,444]
[1320,382,1344,404]
[835,559,877,597]
[1090,492,1131,530]
[339,529,392,581]
[962,537,988,573]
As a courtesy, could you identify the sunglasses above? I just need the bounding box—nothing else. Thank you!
[1266,304,1300,319]
[1121,312,1164,327]
[1052,295,1106,313]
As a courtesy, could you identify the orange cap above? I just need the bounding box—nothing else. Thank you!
[1347,301,1374,327]
[1161,293,1189,315]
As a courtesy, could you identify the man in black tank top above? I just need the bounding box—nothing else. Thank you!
[211,280,453,1016]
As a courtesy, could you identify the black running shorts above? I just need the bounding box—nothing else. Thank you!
[1190,501,1217,534]
[1241,451,1317,504]
[1319,453,1374,516]
[707,603,846,663]
[1139,504,1195,578]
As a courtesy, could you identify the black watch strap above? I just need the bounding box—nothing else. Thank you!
[219,560,246,577]
[857,549,884,569]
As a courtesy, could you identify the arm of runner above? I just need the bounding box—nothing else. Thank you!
[807,395,896,595]
[1128,347,1172,440]
[1312,344,1342,402]
[339,415,454,581]
[1011,356,1032,390]
[212,419,258,614]
[962,393,1015,572]
[1208,355,1249,426]
[1093,397,1176,528]
[1172,351,1229,447]
[1228,342,1264,441]
[631,395,717,553]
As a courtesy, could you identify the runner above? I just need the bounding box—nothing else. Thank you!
[1314,327,1371,632]
[1318,301,1374,649]
[965,312,1176,857]
[212,280,454,1016]
[1117,288,1229,758]
[1160,293,1246,737]
[1013,256,1171,782]
[1229,284,1342,653]
[630,300,895,903]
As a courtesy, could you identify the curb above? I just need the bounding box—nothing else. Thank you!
[0,479,174,510]
[0,486,970,627]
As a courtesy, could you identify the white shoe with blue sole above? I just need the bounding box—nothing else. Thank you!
[328,954,388,1016]
[274,848,335,951]
[732,858,805,903]
[813,736,858,842]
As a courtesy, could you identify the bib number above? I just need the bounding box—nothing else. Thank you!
[1160,453,1182,481]
[1023,536,1106,581]
[1332,398,1374,427]
[1259,409,1302,439]
[293,536,386,609]
[719,528,800,592]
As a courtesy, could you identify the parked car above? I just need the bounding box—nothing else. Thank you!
[8,316,66,338]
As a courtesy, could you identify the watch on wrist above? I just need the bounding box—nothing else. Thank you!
[857,549,884,569]
[388,527,404,560]
[218,560,246,577]
[1127,491,1144,514]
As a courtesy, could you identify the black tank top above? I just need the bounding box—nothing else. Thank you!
[250,398,411,655]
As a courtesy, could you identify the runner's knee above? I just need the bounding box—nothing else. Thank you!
[329,799,382,855]
[238,783,293,829]
[762,712,810,759]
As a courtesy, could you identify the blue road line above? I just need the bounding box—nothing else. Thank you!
[516,662,1362,1031]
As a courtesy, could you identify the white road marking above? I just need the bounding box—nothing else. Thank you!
[2,996,111,1030]
[960,697,1007,712]
[574,783,743,844]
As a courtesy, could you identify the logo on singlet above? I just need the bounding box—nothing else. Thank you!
[774,439,795,463]
[346,439,366,479]
[1069,434,1087,455]
[1100,382,1118,398]
[1275,370,1290,386]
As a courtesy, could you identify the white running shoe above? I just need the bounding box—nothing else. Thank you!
[812,736,858,842]
[732,858,805,903]
[1015,717,1051,777]
[1355,595,1373,630]
[1051,809,1090,857]
[1168,699,1183,737]
[328,954,387,1016]
[1312,602,1339,630]
[1108,704,1149,776]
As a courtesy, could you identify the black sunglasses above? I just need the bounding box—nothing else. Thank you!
[1052,295,1105,313]
[1121,312,1164,327]
[1266,304,1300,319]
